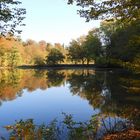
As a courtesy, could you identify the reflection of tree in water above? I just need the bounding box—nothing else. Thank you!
[0,70,48,102]
[0,70,23,102]
[0,69,140,131]
[24,70,47,91]
[101,72,111,101]
[0,69,140,109]
[46,70,66,87]
[0,69,22,87]
[102,70,140,128]
[67,69,140,130]
[107,70,140,103]
[101,102,140,130]
[67,70,111,108]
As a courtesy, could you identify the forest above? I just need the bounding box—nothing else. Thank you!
[0,0,140,72]
[0,19,140,72]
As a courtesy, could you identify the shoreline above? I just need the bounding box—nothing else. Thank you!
[17,64,122,70]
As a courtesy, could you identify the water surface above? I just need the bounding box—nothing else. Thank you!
[0,69,140,138]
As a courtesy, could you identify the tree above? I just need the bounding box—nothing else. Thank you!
[67,39,86,64]
[46,48,65,65]
[0,46,5,65]
[68,31,101,64]
[67,0,140,23]
[109,20,140,62]
[0,45,8,67]
[98,18,140,67]
[0,0,26,36]
[98,20,122,64]
[33,55,45,65]
[83,30,102,64]
[8,46,22,67]
[38,40,47,51]
[100,20,120,46]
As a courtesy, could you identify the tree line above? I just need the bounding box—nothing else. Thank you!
[0,0,140,70]
[0,30,102,67]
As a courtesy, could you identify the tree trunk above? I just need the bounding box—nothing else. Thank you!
[87,60,89,65]
[82,60,84,64]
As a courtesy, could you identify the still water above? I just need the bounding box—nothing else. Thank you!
[0,69,140,139]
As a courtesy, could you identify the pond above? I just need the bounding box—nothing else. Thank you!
[0,68,140,139]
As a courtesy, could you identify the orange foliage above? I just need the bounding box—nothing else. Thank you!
[103,129,140,140]
[0,36,65,65]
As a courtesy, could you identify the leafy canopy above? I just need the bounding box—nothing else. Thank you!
[67,0,140,23]
[0,0,26,36]
[46,48,65,65]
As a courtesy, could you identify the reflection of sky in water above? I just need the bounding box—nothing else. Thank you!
[0,69,139,138]
[0,84,99,128]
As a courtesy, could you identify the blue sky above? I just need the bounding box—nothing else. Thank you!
[20,0,100,45]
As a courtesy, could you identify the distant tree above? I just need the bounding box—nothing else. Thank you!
[54,43,66,59]
[0,0,26,36]
[46,43,53,53]
[84,31,102,64]
[0,46,5,59]
[25,39,37,46]
[46,48,65,65]
[54,43,63,50]
[38,40,47,46]
[67,31,101,65]
[9,46,22,67]
[68,40,81,64]
[67,39,86,64]
[33,56,45,65]
[0,46,8,67]
[38,40,47,51]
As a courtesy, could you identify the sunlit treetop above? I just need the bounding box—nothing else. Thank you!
[0,0,26,37]
[67,0,140,23]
